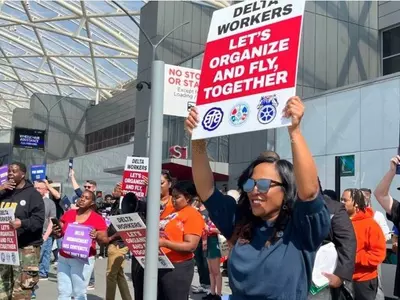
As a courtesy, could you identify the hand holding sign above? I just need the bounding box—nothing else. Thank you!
[185,107,199,136]
[282,96,304,131]
[90,229,97,240]
[9,218,21,230]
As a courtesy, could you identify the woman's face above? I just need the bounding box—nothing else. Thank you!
[161,175,170,197]
[77,191,95,209]
[341,190,356,216]
[171,190,189,211]
[246,162,284,220]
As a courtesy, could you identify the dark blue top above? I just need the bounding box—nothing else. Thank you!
[204,189,330,300]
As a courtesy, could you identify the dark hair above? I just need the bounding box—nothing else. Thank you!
[172,180,197,203]
[344,188,366,212]
[104,194,112,199]
[323,189,338,202]
[360,188,372,194]
[231,156,296,246]
[161,170,173,182]
[86,180,97,186]
[10,162,27,173]
[82,190,96,203]
[258,150,280,160]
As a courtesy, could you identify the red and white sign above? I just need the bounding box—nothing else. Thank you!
[169,145,188,159]
[109,213,174,269]
[0,208,19,266]
[164,65,200,117]
[192,0,306,140]
[122,156,149,199]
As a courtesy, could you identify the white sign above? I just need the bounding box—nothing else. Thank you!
[0,208,20,266]
[164,64,200,117]
[192,0,306,140]
[110,213,174,269]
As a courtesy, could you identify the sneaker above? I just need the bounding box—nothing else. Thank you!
[98,256,104,260]
[193,285,208,293]
[31,292,36,299]
[87,284,95,290]
[39,276,48,281]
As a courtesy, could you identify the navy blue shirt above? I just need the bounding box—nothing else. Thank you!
[204,189,330,300]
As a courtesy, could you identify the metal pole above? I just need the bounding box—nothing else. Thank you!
[335,156,341,201]
[143,60,165,300]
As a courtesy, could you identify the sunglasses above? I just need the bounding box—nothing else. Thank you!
[243,178,283,193]
[84,185,92,189]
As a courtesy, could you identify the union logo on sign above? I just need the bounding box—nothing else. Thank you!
[229,103,249,126]
[257,94,278,125]
[202,107,224,132]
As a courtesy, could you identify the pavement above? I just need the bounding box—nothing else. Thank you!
[34,258,231,299]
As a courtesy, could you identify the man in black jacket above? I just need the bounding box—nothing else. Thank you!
[0,162,45,300]
[320,190,356,300]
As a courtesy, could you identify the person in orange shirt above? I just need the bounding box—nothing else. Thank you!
[341,188,386,300]
[158,180,205,300]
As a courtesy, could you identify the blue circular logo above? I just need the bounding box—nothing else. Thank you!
[257,95,278,125]
[202,107,224,132]
[229,103,249,126]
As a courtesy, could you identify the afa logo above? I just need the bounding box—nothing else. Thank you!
[229,103,249,126]
[202,107,224,132]
[257,94,278,125]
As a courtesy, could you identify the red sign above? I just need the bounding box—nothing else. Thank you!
[122,156,149,198]
[169,145,188,159]
[0,223,17,252]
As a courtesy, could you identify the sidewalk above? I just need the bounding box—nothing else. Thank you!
[35,258,231,299]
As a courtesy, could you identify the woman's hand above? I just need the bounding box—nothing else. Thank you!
[90,229,97,240]
[185,107,199,136]
[52,223,62,238]
[283,96,304,132]
[159,238,168,248]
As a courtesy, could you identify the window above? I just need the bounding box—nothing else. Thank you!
[84,118,135,152]
[382,26,400,75]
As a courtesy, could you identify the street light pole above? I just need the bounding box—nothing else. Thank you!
[112,2,189,300]
[33,93,73,165]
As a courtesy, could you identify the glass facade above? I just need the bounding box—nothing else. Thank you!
[382,26,400,75]
[162,52,229,163]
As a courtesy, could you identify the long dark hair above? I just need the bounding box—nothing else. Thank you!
[231,156,296,246]
[344,188,366,212]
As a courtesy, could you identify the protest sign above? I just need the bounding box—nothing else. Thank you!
[164,64,200,117]
[62,224,92,261]
[121,157,149,198]
[110,213,174,269]
[30,164,46,181]
[0,208,19,266]
[192,0,306,140]
[0,165,7,185]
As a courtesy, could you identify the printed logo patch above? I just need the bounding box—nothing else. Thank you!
[202,107,224,132]
[19,200,26,206]
[229,103,249,126]
[257,94,278,125]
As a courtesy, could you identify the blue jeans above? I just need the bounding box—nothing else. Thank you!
[39,237,53,277]
[57,256,95,300]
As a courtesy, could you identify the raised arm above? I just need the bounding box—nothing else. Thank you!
[185,108,215,202]
[374,156,398,214]
[284,96,319,201]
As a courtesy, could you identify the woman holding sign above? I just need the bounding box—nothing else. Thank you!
[52,190,108,300]
[185,97,330,300]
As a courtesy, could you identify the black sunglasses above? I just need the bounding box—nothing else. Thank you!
[243,178,283,193]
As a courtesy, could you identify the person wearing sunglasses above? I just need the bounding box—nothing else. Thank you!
[185,96,330,299]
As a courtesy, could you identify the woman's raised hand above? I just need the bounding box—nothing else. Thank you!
[283,96,305,131]
[185,107,199,136]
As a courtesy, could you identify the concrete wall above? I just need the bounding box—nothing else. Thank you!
[85,87,136,134]
[134,1,214,157]
[379,1,400,30]
[276,73,400,217]
[228,1,380,188]
[11,93,91,166]
[46,142,134,197]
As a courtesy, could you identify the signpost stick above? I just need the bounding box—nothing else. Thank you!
[335,156,341,202]
[110,2,190,300]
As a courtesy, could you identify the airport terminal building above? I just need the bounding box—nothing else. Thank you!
[3,1,400,200]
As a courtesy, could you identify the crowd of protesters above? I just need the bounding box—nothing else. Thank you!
[1,96,400,300]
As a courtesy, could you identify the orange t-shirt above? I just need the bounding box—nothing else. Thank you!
[160,205,205,263]
[160,196,174,219]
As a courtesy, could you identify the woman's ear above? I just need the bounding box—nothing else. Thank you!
[168,182,172,189]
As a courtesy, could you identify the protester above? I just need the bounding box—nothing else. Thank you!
[0,162,45,299]
[341,188,386,300]
[34,180,57,280]
[185,97,330,299]
[374,155,400,298]
[158,180,205,300]
[105,185,132,300]
[52,190,108,300]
